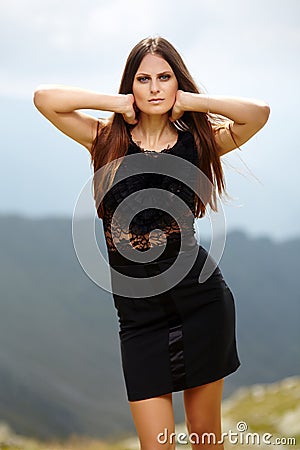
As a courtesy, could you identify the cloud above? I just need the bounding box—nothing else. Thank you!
[0,0,298,100]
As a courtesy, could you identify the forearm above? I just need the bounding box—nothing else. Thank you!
[33,84,129,114]
[179,91,270,125]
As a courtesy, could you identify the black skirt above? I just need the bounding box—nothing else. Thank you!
[109,243,241,402]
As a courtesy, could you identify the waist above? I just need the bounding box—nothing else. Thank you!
[108,234,198,267]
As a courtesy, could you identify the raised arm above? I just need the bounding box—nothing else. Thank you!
[33,85,137,152]
[170,91,270,156]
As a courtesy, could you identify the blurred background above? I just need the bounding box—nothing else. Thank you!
[0,0,299,449]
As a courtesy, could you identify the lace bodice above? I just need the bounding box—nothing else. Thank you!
[99,130,199,265]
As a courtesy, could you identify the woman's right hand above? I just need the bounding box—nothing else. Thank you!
[122,94,138,125]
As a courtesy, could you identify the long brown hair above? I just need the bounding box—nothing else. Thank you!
[91,36,237,219]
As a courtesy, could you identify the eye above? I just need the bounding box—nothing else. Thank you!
[159,74,171,81]
[137,76,149,83]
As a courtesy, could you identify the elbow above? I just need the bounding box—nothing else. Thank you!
[33,87,47,111]
[33,85,55,111]
[257,102,271,127]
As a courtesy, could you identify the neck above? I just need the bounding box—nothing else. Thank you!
[131,113,177,150]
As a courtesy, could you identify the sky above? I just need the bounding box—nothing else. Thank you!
[0,0,299,242]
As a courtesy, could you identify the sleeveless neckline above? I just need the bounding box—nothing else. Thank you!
[129,130,183,154]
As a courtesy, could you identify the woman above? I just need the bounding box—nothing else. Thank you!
[34,37,270,450]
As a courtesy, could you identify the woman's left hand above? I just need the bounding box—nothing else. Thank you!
[169,90,185,122]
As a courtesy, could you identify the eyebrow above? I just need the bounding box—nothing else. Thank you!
[135,71,172,77]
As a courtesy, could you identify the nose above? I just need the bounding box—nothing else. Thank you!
[150,78,160,94]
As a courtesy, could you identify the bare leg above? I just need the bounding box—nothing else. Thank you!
[183,378,224,449]
[129,392,176,450]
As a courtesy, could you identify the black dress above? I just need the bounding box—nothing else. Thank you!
[99,129,241,402]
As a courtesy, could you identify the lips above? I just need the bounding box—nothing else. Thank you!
[148,98,164,103]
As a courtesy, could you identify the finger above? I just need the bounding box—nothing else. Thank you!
[124,114,138,125]
[169,109,180,122]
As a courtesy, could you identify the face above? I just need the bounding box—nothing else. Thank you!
[132,53,178,116]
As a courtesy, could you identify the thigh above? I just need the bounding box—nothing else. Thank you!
[129,393,176,449]
[184,378,224,417]
[183,378,224,444]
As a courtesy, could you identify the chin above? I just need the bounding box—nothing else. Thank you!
[141,106,172,116]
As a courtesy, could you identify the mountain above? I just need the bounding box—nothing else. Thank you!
[0,214,299,440]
